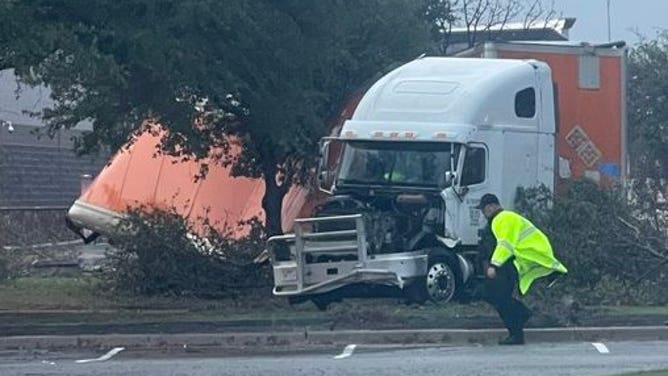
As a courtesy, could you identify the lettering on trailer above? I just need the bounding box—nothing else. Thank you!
[565,125,602,168]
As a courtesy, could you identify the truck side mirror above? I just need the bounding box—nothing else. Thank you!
[317,141,331,190]
[318,169,331,190]
[317,138,342,193]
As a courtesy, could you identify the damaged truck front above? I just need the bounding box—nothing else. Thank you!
[270,132,477,309]
[268,55,559,309]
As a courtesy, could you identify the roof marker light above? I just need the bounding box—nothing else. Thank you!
[343,130,357,138]
[404,131,417,139]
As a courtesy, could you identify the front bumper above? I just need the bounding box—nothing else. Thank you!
[273,267,404,296]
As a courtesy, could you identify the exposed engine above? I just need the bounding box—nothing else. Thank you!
[314,193,443,255]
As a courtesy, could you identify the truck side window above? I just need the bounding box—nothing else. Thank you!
[461,147,486,186]
[515,87,535,118]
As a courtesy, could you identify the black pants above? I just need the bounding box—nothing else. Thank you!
[483,262,531,336]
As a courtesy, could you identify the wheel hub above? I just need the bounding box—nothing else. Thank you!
[426,262,456,302]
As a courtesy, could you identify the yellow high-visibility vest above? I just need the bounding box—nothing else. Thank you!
[490,210,568,294]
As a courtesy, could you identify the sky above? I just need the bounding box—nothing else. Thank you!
[553,0,668,45]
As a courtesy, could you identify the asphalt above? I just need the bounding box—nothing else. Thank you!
[1,326,668,354]
[4,341,668,376]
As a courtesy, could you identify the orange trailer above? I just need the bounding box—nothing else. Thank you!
[67,129,316,239]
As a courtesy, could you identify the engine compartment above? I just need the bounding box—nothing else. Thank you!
[313,193,444,256]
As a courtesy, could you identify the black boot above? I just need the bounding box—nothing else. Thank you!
[498,332,525,345]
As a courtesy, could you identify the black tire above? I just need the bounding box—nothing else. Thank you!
[311,295,334,311]
[403,278,428,304]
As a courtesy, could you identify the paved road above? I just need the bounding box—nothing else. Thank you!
[1,341,667,376]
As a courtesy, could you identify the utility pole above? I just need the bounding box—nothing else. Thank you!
[606,0,612,41]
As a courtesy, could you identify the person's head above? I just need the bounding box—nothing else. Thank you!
[476,193,502,219]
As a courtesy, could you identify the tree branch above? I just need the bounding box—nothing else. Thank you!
[522,0,542,29]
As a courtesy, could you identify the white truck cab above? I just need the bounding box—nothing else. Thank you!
[269,57,556,309]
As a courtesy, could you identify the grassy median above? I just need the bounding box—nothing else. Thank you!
[0,275,666,335]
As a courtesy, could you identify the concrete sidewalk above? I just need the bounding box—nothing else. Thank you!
[1,326,668,353]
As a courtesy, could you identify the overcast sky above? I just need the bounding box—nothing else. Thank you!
[553,0,668,44]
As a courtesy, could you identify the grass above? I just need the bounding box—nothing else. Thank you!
[0,276,327,327]
[0,276,663,331]
[597,305,668,316]
[615,371,668,376]
[0,276,105,310]
[0,276,496,328]
[0,275,304,313]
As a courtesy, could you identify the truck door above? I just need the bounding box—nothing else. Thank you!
[442,143,489,247]
[457,143,489,245]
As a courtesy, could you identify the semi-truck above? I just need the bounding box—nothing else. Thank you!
[267,41,627,309]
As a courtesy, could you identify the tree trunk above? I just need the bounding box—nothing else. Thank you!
[262,164,288,238]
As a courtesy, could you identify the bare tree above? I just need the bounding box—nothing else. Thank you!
[461,0,489,47]
[421,0,558,55]
[481,0,522,43]
[521,0,557,29]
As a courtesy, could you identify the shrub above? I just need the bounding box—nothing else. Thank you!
[516,180,668,306]
[104,207,270,298]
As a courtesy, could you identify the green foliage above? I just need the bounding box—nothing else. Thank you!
[106,207,269,298]
[0,0,431,235]
[628,32,668,181]
[627,35,668,249]
[516,181,668,307]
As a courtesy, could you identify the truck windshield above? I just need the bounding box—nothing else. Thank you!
[337,141,460,188]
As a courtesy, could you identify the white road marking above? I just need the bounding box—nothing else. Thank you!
[75,347,125,363]
[41,360,56,365]
[592,342,610,354]
[334,344,357,359]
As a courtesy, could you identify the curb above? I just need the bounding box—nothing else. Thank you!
[0,318,331,337]
[1,326,667,352]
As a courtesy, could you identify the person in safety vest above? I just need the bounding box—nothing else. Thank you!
[477,193,567,345]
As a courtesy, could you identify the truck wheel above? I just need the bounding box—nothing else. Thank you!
[403,280,428,304]
[404,256,459,304]
[425,258,458,303]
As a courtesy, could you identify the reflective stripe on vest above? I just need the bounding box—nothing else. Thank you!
[517,225,537,242]
[497,240,514,253]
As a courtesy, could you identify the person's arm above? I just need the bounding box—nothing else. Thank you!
[489,213,518,268]
[479,225,496,278]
